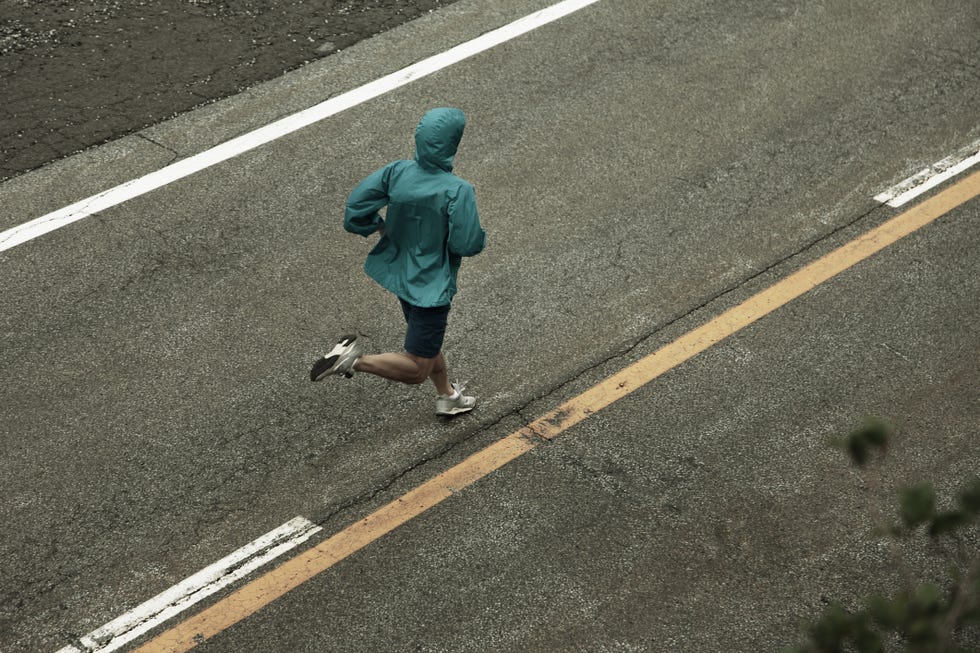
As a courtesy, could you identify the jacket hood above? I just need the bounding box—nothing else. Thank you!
[414,107,466,172]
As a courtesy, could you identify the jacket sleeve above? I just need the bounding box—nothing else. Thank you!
[344,164,392,236]
[447,182,486,257]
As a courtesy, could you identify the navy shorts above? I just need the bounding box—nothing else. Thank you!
[399,299,451,359]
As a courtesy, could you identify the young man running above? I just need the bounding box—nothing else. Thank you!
[310,108,486,416]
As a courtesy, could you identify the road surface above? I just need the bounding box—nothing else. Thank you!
[1,0,978,651]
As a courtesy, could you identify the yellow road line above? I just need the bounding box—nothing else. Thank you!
[136,169,980,652]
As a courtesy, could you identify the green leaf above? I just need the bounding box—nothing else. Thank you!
[848,436,870,466]
[810,603,852,651]
[958,478,980,514]
[861,418,891,447]
[900,484,936,528]
[843,419,891,466]
[854,624,883,653]
[910,583,943,617]
[929,510,967,536]
[905,615,941,646]
[868,595,901,628]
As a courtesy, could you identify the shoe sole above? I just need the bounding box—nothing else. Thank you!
[310,334,358,382]
[436,404,475,416]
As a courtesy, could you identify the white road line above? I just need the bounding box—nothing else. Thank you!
[55,517,322,653]
[874,138,980,207]
[0,0,602,254]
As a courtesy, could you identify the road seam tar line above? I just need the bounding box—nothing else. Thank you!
[0,0,603,254]
[127,171,980,652]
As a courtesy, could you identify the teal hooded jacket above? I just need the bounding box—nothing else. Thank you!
[344,108,487,307]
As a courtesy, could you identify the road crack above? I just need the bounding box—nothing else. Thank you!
[136,133,180,165]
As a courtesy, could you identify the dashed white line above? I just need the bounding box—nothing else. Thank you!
[55,517,322,653]
[874,137,980,207]
[0,0,602,254]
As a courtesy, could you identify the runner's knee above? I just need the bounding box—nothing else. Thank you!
[406,355,435,384]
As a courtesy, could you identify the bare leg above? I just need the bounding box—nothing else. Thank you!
[354,352,453,395]
[427,353,452,396]
[354,353,421,383]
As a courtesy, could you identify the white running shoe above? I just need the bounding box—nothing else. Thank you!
[310,334,363,381]
[436,381,476,416]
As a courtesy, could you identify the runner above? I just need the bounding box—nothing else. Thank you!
[311,107,486,416]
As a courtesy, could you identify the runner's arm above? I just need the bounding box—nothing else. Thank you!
[343,164,393,236]
[447,182,486,256]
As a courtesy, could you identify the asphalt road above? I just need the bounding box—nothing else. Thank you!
[1,0,979,651]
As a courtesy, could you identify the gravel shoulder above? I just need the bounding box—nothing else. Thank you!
[0,0,457,181]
